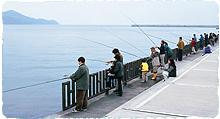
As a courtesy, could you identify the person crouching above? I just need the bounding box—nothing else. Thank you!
[162,59,176,81]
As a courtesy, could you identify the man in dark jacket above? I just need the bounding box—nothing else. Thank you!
[156,40,165,66]
[68,57,89,112]
[204,33,209,47]
[106,48,123,64]
[109,55,124,96]
[106,48,123,92]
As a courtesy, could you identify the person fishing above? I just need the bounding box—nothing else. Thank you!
[193,34,197,43]
[164,42,173,59]
[177,37,184,61]
[108,55,124,96]
[209,33,214,46]
[106,48,123,64]
[68,57,89,113]
[106,48,123,93]
[106,61,116,90]
[156,40,165,67]
[190,38,196,54]
[204,33,209,47]
[199,34,204,50]
[149,47,160,80]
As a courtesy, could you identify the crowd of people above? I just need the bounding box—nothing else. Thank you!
[66,31,218,113]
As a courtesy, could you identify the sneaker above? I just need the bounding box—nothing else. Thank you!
[82,109,87,112]
[141,80,145,83]
[72,108,80,113]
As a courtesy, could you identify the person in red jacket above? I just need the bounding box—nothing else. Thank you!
[190,38,196,54]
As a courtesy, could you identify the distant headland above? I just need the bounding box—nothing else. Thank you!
[131,24,219,29]
[2,10,59,25]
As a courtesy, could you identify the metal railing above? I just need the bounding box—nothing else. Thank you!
[62,41,203,111]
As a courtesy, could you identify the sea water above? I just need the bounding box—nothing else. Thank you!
[2,25,218,119]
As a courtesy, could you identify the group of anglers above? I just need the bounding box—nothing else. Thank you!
[66,31,218,113]
[189,32,218,56]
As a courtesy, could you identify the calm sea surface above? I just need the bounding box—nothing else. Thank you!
[2,25,218,119]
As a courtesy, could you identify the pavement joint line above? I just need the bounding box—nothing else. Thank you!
[122,108,190,117]
[192,68,218,72]
[171,82,218,88]
[204,60,219,63]
[134,47,219,109]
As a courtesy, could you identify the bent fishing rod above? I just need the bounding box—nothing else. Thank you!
[73,36,142,58]
[164,31,190,43]
[121,14,157,47]
[184,26,201,34]
[102,29,147,55]
[127,29,176,45]
[3,77,69,93]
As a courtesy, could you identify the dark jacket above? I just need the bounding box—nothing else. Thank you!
[165,65,176,77]
[110,61,124,78]
[119,53,123,64]
[70,64,89,90]
[164,45,173,57]
[158,44,165,54]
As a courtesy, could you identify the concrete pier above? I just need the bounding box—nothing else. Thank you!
[47,44,219,118]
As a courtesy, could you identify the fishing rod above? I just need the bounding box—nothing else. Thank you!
[87,58,111,65]
[73,36,142,58]
[165,31,190,43]
[102,29,148,55]
[184,26,201,34]
[3,77,68,93]
[127,29,176,45]
[121,14,157,47]
[87,58,107,63]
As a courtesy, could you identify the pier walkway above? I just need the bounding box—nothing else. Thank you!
[47,44,219,118]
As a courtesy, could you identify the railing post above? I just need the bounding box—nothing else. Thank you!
[99,71,102,92]
[62,82,66,111]
[93,74,96,96]
[123,64,127,86]
[72,81,76,106]
[89,75,92,97]
[96,73,99,94]
[67,81,70,107]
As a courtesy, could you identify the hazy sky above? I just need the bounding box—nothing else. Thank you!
[2,0,219,25]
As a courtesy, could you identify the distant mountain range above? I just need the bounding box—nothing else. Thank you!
[2,10,59,25]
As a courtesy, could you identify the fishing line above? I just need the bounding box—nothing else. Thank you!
[121,13,157,47]
[127,29,176,45]
[184,26,201,34]
[102,29,147,55]
[164,31,190,43]
[3,77,68,93]
[73,36,142,58]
